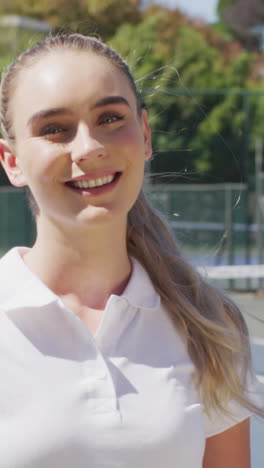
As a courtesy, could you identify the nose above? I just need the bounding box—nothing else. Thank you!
[71,123,107,163]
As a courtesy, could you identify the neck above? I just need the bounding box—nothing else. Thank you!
[23,215,131,309]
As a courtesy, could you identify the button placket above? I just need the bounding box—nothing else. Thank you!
[59,295,136,414]
[95,297,134,351]
[88,297,136,413]
[54,299,117,412]
[77,335,117,413]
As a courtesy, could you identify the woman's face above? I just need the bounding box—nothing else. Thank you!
[1,50,152,228]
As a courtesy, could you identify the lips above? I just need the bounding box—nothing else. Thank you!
[67,174,115,189]
[65,172,122,194]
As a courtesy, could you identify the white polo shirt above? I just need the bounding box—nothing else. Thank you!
[0,247,260,468]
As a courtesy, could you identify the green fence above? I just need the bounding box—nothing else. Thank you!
[0,182,257,264]
[0,187,35,254]
[1,182,264,291]
[142,88,264,188]
[145,183,254,266]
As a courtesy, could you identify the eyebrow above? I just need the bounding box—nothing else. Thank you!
[27,108,72,128]
[91,96,131,110]
[27,96,131,128]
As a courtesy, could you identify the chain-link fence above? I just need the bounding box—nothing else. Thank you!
[1,87,264,290]
[0,187,35,254]
[1,182,262,286]
[145,181,264,290]
[145,182,253,263]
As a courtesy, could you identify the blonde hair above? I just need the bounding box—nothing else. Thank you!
[1,33,263,417]
[129,192,263,416]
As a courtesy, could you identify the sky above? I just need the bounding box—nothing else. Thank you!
[152,0,219,23]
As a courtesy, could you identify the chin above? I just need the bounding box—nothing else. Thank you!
[74,204,128,227]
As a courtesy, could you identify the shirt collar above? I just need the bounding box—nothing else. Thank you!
[120,257,160,310]
[0,247,160,312]
[0,247,58,310]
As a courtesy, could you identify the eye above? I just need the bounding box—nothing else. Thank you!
[39,124,69,136]
[98,112,124,125]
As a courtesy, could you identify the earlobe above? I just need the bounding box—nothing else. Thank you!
[0,139,26,187]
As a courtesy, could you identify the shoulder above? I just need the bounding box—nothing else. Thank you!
[0,246,27,271]
[203,418,251,468]
[0,246,30,306]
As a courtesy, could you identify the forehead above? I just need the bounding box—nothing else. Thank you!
[11,51,136,132]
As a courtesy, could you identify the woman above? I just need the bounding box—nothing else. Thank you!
[0,33,262,468]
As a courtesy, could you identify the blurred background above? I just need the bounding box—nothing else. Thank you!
[2,0,264,280]
[0,1,263,464]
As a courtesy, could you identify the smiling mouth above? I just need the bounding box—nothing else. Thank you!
[65,172,122,191]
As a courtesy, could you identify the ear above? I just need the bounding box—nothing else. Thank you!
[141,109,152,161]
[0,139,27,187]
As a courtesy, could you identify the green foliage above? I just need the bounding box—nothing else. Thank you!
[0,4,262,186]
[110,11,255,182]
[217,0,264,50]
[0,27,45,59]
[0,0,142,39]
[217,0,235,17]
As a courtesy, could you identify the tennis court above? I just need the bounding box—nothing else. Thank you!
[191,274,264,467]
[199,262,264,467]
[230,292,264,468]
[1,185,264,465]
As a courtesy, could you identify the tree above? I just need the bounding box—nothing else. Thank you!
[219,0,264,27]
[82,0,142,39]
[218,0,264,49]
[0,0,144,186]
[0,0,142,38]
[0,5,262,186]
[110,8,255,183]
[217,0,235,18]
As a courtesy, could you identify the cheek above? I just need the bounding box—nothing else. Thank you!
[17,141,66,181]
[109,125,145,161]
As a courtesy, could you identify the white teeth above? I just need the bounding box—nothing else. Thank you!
[70,174,115,189]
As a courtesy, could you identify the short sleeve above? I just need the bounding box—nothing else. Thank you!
[203,375,264,438]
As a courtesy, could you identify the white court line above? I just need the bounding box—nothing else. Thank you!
[251,337,264,346]
[198,264,264,279]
